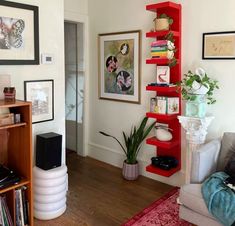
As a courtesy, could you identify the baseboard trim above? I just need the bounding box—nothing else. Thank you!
[88,142,185,186]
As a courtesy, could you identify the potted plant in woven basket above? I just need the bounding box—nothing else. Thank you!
[99,117,155,180]
[153,13,173,31]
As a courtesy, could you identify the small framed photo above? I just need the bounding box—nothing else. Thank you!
[167,97,179,114]
[202,31,235,59]
[98,30,141,104]
[0,1,39,65]
[24,80,54,124]
[156,66,170,84]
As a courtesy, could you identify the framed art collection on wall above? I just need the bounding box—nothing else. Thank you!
[98,30,141,104]
[0,1,39,65]
[24,80,54,124]
[203,31,235,59]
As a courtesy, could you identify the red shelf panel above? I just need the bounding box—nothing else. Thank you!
[146,58,179,65]
[146,136,179,149]
[146,85,177,92]
[146,112,179,121]
[146,2,181,12]
[146,30,180,38]
[146,165,180,177]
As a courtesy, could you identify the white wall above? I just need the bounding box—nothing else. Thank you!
[88,0,235,186]
[65,0,88,16]
[0,0,65,164]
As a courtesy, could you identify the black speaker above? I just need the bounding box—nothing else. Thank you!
[36,132,62,170]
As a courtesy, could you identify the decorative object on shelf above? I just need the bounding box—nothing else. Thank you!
[178,116,214,183]
[0,164,21,188]
[150,96,179,114]
[156,96,167,114]
[151,156,178,170]
[14,114,21,123]
[24,80,54,123]
[155,125,173,141]
[0,1,39,65]
[150,97,157,112]
[156,66,170,84]
[3,87,15,101]
[0,75,11,99]
[178,68,219,117]
[98,30,141,103]
[0,113,14,126]
[153,13,173,31]
[99,117,155,180]
[167,97,179,114]
[203,31,235,59]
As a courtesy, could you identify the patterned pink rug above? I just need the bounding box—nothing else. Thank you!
[122,188,192,226]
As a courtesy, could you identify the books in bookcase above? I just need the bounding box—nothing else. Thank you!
[15,186,29,226]
[0,196,13,226]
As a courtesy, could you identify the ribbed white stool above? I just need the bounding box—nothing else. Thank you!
[33,165,68,220]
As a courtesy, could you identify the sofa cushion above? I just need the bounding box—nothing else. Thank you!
[217,132,235,171]
[179,184,216,220]
[191,139,220,183]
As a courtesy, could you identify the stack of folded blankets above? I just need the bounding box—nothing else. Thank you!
[151,40,168,58]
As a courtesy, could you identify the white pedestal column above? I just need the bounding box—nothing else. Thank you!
[178,116,214,184]
[33,165,68,220]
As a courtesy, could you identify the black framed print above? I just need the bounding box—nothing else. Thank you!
[203,31,235,59]
[24,80,54,124]
[0,1,39,65]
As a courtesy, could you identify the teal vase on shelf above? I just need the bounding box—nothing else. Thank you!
[185,94,206,118]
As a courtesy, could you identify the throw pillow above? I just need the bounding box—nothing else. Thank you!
[217,133,235,171]
[225,150,235,186]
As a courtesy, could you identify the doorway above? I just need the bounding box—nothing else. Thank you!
[64,21,84,156]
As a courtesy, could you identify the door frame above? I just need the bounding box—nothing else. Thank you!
[64,11,89,157]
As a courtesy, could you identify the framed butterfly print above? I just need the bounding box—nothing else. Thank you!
[0,1,39,65]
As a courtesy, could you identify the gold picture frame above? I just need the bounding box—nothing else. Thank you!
[98,30,141,104]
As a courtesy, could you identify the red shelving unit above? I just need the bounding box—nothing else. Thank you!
[146,85,177,92]
[145,1,182,177]
[146,137,179,149]
[146,30,180,38]
[146,164,181,177]
[146,58,179,65]
[146,112,179,121]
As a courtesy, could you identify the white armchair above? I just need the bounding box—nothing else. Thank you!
[179,133,235,226]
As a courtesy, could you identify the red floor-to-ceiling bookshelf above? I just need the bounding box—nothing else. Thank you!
[145,1,182,177]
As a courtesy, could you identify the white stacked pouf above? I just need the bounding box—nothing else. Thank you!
[33,165,68,220]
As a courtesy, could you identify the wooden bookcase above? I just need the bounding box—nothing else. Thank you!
[0,100,33,225]
[145,1,182,177]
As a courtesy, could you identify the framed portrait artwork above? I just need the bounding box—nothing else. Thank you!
[203,31,235,59]
[0,1,39,65]
[24,80,54,124]
[98,30,141,104]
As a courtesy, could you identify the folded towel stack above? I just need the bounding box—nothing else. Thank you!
[151,40,168,58]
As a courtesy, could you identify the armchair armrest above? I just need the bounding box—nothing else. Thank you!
[191,139,221,183]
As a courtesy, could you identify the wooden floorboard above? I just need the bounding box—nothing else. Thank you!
[34,152,173,226]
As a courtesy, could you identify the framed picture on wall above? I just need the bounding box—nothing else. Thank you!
[24,80,54,124]
[202,31,235,59]
[0,1,39,65]
[98,30,141,104]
